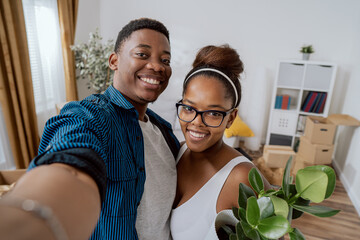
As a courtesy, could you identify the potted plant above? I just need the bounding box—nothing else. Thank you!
[300,45,314,60]
[71,29,114,94]
[216,157,339,240]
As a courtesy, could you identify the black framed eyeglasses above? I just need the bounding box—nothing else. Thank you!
[176,102,234,128]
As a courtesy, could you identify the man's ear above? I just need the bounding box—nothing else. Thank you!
[226,108,238,128]
[109,52,118,70]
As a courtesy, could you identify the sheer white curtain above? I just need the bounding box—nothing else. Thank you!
[0,105,15,170]
[22,0,66,136]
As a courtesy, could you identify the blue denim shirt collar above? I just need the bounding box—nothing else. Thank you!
[104,85,134,110]
[104,85,172,129]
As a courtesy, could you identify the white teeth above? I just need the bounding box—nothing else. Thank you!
[141,77,160,85]
[189,131,206,138]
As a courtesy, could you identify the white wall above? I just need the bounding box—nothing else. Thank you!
[75,0,101,99]
[96,0,359,138]
[76,0,360,212]
[332,6,360,214]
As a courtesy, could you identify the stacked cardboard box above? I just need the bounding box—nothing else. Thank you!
[0,169,26,197]
[263,145,296,169]
[259,145,296,186]
[295,114,360,174]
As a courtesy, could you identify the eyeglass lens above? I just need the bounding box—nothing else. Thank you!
[177,105,224,127]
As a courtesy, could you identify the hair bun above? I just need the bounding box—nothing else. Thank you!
[192,44,243,79]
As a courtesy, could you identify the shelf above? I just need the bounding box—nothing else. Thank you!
[303,88,329,92]
[303,64,334,90]
[273,109,297,113]
[277,85,302,90]
[266,60,337,148]
[298,111,325,116]
[277,62,304,88]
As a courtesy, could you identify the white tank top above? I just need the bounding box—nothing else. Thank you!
[170,144,251,240]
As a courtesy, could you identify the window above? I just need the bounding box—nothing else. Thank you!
[0,105,15,170]
[22,0,66,136]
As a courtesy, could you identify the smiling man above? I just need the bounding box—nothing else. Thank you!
[0,18,179,240]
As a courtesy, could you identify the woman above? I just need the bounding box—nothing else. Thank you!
[170,44,270,240]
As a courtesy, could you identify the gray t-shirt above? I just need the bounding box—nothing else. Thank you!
[136,116,177,240]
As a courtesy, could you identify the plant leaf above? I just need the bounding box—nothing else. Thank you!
[292,204,340,217]
[257,215,290,239]
[289,228,306,240]
[239,207,247,222]
[229,233,237,240]
[232,206,240,220]
[239,183,256,209]
[292,196,310,219]
[303,165,336,199]
[282,156,294,200]
[236,221,247,240]
[249,168,264,194]
[246,196,260,227]
[296,169,328,203]
[257,197,274,219]
[241,221,261,240]
[221,225,234,236]
[270,196,289,219]
[262,189,278,197]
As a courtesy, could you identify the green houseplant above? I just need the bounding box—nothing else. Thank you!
[220,157,339,240]
[299,45,314,61]
[71,29,114,93]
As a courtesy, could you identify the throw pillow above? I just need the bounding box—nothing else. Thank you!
[224,115,254,138]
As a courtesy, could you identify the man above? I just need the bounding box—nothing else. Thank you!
[0,18,179,240]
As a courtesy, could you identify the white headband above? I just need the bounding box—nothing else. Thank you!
[184,68,238,106]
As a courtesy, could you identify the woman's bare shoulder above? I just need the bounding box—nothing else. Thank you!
[228,160,254,183]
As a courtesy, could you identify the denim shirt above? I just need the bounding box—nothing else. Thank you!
[28,85,180,239]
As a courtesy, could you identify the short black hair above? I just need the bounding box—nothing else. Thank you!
[114,18,170,53]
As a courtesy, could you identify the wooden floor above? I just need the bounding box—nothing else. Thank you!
[238,142,360,240]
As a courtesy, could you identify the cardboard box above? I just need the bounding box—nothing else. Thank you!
[0,169,26,185]
[292,154,314,175]
[263,145,296,168]
[304,116,336,145]
[298,136,334,164]
[254,157,284,186]
[0,169,26,197]
[304,114,360,145]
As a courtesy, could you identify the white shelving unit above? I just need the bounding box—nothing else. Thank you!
[265,60,337,148]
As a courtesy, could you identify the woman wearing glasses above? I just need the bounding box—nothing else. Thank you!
[170,45,270,240]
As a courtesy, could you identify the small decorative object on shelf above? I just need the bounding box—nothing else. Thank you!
[299,45,314,60]
[218,157,339,240]
[71,29,114,93]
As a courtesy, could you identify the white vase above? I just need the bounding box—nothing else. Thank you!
[302,53,310,60]
[204,210,238,240]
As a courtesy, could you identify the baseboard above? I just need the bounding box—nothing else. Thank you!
[332,160,360,216]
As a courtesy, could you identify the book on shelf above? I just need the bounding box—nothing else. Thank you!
[301,92,311,111]
[304,92,318,112]
[281,95,290,110]
[275,95,281,109]
[301,91,327,113]
[275,95,291,110]
[317,93,327,113]
[311,92,323,112]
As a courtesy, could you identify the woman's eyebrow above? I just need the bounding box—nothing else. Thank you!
[207,104,227,110]
[184,99,226,110]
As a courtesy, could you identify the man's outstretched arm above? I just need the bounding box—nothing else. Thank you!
[0,163,101,240]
